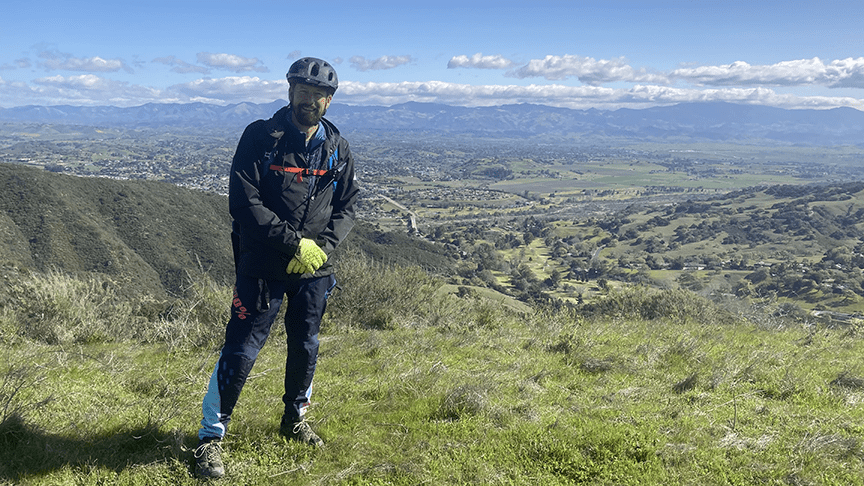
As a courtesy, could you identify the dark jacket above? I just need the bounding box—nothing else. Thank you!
[228,105,359,280]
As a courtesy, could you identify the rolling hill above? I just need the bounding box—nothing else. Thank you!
[0,163,454,297]
[0,163,233,296]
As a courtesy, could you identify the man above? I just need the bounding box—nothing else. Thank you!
[194,57,359,479]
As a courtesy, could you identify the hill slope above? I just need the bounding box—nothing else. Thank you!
[0,163,234,296]
[0,163,456,296]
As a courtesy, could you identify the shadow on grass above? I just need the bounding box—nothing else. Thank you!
[0,412,196,481]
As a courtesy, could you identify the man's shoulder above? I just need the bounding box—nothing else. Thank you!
[265,105,292,131]
[242,106,290,140]
[321,118,349,145]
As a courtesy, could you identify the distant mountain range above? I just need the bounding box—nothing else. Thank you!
[2,100,863,145]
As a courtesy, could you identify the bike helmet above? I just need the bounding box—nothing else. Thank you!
[286,57,338,92]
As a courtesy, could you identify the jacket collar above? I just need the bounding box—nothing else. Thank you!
[263,104,339,145]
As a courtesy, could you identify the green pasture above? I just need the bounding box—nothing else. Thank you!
[5,259,864,484]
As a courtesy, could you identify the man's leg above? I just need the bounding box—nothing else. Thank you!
[280,275,336,445]
[199,276,288,441]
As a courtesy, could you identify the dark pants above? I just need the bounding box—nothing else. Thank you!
[198,273,336,440]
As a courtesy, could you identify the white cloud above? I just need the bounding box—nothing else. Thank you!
[0,58,32,70]
[491,54,864,91]
[153,56,209,74]
[38,50,131,73]
[825,58,864,88]
[507,54,669,85]
[20,74,160,106]
[196,52,268,73]
[336,80,864,111]
[0,76,39,104]
[336,80,648,108]
[1,74,285,107]
[349,55,412,71]
[6,44,864,110]
[35,74,111,90]
[164,76,286,104]
[2,70,863,111]
[448,53,514,69]
[670,57,864,89]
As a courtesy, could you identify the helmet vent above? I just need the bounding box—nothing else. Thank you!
[286,57,338,91]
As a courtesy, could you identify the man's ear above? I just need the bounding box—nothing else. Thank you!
[323,95,333,109]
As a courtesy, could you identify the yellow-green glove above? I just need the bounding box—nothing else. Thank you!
[286,256,310,274]
[295,238,328,272]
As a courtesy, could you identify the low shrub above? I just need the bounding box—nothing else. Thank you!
[2,268,229,347]
[328,251,447,330]
[580,286,737,325]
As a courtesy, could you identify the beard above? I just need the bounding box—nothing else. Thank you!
[293,103,327,128]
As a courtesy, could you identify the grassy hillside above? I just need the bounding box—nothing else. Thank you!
[0,163,456,299]
[0,163,234,297]
[3,252,864,484]
[4,164,864,484]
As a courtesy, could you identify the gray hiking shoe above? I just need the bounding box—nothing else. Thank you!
[194,440,225,478]
[280,419,324,447]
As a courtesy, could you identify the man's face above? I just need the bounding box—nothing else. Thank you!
[290,83,333,127]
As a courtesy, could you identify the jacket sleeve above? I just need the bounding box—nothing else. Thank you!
[228,121,301,257]
[316,138,360,256]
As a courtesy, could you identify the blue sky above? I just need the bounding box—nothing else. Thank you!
[2,0,863,110]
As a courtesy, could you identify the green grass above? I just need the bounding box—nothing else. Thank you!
[4,258,864,485]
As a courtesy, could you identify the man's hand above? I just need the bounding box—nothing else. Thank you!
[286,256,310,274]
[294,238,328,272]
